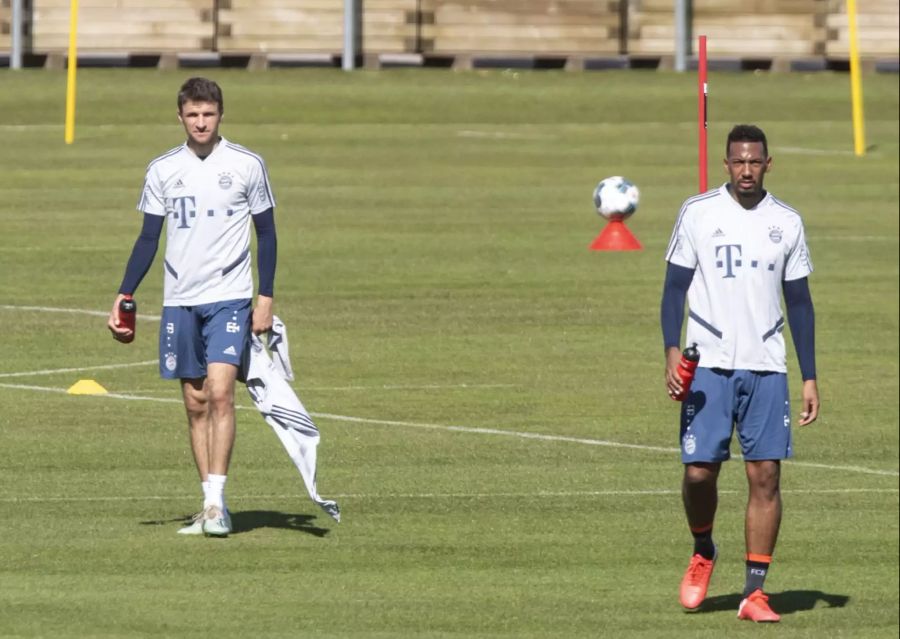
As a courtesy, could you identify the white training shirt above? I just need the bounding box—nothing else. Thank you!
[137,137,275,306]
[665,184,813,373]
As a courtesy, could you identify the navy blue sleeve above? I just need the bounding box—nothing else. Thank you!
[253,208,277,297]
[660,262,695,350]
[118,213,164,295]
[783,277,816,380]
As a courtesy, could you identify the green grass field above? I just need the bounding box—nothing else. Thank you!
[0,68,897,638]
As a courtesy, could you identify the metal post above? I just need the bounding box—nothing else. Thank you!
[212,0,219,53]
[847,0,867,156]
[11,0,24,69]
[697,36,708,192]
[674,0,692,72]
[415,0,422,53]
[342,0,358,71]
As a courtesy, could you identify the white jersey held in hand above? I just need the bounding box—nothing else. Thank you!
[665,184,813,373]
[137,137,275,306]
[241,316,341,523]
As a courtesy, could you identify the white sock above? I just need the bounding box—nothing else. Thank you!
[201,480,210,506]
[205,474,227,510]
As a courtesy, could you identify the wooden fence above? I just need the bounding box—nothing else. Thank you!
[1,0,897,67]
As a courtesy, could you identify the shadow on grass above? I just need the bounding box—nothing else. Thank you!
[141,510,331,537]
[231,510,331,537]
[698,591,850,615]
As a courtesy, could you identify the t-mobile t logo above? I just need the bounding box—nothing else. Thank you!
[168,196,197,229]
[715,244,743,278]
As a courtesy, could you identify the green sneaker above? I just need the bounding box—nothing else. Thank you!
[201,505,232,537]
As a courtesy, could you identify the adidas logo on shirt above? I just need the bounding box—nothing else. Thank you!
[223,345,237,356]
[173,179,185,189]
[712,228,725,238]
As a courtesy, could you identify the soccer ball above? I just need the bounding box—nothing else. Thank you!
[593,176,640,220]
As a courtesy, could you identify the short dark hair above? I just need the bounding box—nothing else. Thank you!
[726,124,768,158]
[177,77,224,113]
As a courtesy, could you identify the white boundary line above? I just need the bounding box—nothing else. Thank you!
[1,487,896,504]
[1,381,897,478]
[1,306,897,477]
[312,410,679,453]
[302,383,520,391]
[0,366,515,392]
[1,304,516,390]
[0,304,160,321]
[0,360,157,379]
[779,146,859,156]
[456,129,556,140]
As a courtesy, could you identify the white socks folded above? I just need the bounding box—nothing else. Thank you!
[202,474,227,510]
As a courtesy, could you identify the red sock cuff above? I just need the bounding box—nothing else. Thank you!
[690,523,713,534]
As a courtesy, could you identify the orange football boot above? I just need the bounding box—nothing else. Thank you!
[738,589,781,623]
[679,548,717,610]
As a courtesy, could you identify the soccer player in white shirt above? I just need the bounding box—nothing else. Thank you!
[107,77,278,537]
[660,125,819,622]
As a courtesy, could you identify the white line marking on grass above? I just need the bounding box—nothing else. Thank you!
[302,383,520,391]
[0,383,186,403]
[92,383,517,393]
[0,360,157,379]
[325,488,900,499]
[313,412,900,477]
[0,124,165,132]
[313,410,678,453]
[0,300,510,391]
[3,382,898,478]
[816,235,899,243]
[0,124,63,131]
[788,462,898,477]
[1,487,896,504]
[457,129,555,140]
[778,146,876,157]
[0,304,160,321]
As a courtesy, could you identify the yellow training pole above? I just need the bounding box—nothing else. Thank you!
[64,0,79,145]
[847,0,866,156]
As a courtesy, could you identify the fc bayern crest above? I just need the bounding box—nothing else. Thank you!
[218,173,233,190]
[768,226,783,244]
[165,352,177,371]
[682,433,697,455]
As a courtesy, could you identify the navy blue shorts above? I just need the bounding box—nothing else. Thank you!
[158,299,252,380]
[680,368,793,463]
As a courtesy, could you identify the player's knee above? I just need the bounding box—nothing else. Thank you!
[683,474,714,491]
[206,384,234,411]
[182,390,208,419]
[746,462,780,497]
[684,464,718,487]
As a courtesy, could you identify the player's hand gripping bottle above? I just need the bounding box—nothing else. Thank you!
[118,295,137,343]
[672,343,699,402]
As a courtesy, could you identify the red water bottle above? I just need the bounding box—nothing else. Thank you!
[672,343,700,401]
[118,295,136,343]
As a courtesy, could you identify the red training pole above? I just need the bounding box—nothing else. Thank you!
[698,35,708,193]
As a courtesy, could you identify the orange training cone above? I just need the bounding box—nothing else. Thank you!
[589,219,643,251]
